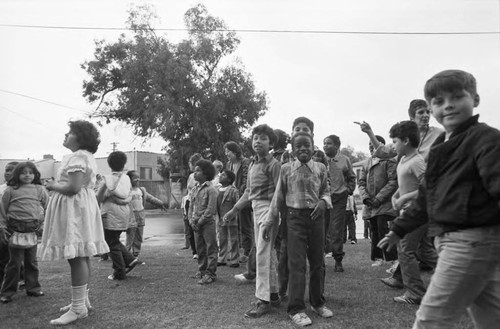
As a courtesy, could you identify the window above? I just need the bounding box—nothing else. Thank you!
[140,167,153,180]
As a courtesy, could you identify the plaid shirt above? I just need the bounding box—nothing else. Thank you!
[268,159,332,224]
[234,154,281,210]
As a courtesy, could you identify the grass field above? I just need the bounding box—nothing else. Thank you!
[0,238,474,329]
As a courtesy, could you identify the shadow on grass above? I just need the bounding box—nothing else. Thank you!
[0,239,474,329]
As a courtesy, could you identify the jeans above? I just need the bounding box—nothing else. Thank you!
[276,217,289,297]
[126,225,144,257]
[238,206,253,257]
[0,238,9,284]
[325,191,347,260]
[252,200,278,302]
[413,225,500,329]
[369,215,398,261]
[217,224,240,265]
[184,201,196,254]
[1,244,41,297]
[287,208,326,315]
[104,229,136,280]
[194,220,218,278]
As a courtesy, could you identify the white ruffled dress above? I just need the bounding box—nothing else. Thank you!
[38,150,109,260]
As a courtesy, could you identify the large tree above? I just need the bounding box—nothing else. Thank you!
[82,4,267,174]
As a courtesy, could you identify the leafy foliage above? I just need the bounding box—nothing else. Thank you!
[82,4,267,173]
[340,145,369,164]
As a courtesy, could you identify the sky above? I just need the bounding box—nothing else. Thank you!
[1,0,499,161]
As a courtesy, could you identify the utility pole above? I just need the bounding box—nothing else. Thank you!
[111,142,119,151]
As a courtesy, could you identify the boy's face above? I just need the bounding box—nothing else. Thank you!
[323,138,339,157]
[429,89,479,133]
[293,123,313,136]
[252,133,272,157]
[219,172,229,186]
[130,173,140,187]
[292,135,314,163]
[392,137,407,156]
[413,107,431,129]
[193,166,206,183]
[4,164,16,182]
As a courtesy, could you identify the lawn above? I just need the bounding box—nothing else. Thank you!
[0,239,474,329]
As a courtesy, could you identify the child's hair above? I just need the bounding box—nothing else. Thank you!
[252,124,277,145]
[389,121,419,148]
[8,161,42,187]
[126,170,138,180]
[68,120,101,154]
[324,134,341,146]
[424,69,477,102]
[223,142,242,159]
[6,161,19,167]
[291,131,314,149]
[292,117,314,133]
[312,149,328,167]
[107,151,127,171]
[408,99,428,119]
[222,170,236,185]
[213,160,223,171]
[195,159,216,181]
[375,135,386,145]
[189,153,203,166]
[273,129,289,150]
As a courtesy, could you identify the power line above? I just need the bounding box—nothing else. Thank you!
[0,89,93,115]
[0,105,61,132]
[0,23,498,35]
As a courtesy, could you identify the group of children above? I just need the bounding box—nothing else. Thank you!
[0,69,499,328]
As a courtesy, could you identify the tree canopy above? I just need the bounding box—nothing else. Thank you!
[82,4,267,174]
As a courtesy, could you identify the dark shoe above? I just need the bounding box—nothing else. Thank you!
[229,263,240,268]
[27,291,45,297]
[125,258,140,274]
[217,262,227,266]
[394,295,421,305]
[180,246,189,250]
[334,260,344,272]
[0,296,12,304]
[270,296,281,307]
[198,274,216,285]
[191,272,203,279]
[18,280,26,290]
[108,274,125,281]
[419,262,434,272]
[244,300,271,318]
[380,277,404,289]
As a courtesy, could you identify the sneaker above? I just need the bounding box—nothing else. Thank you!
[289,312,312,326]
[217,262,227,266]
[393,295,421,305]
[371,259,384,267]
[107,274,125,281]
[198,274,216,285]
[380,277,404,289]
[325,252,333,258]
[311,305,333,318]
[234,273,255,284]
[191,272,203,279]
[334,260,344,272]
[386,260,399,274]
[350,240,357,244]
[244,300,271,318]
[193,254,198,260]
[125,258,140,274]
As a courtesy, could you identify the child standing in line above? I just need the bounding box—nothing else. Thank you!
[217,170,240,267]
[344,195,358,244]
[265,131,333,326]
[379,70,500,328]
[181,153,202,258]
[0,162,48,303]
[126,170,167,258]
[38,120,109,325]
[224,124,281,319]
[97,151,139,281]
[189,159,218,284]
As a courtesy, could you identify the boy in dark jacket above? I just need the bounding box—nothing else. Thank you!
[379,69,500,328]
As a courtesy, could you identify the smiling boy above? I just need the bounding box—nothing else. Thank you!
[378,70,500,328]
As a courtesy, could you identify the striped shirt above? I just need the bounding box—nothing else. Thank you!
[268,159,332,224]
[234,154,281,210]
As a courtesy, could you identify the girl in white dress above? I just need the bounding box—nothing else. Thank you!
[38,120,109,325]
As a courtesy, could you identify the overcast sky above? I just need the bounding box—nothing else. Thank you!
[1,0,499,161]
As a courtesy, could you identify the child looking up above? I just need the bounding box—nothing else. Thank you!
[0,162,48,304]
[38,120,109,325]
[224,124,281,318]
[126,170,167,258]
[265,131,333,326]
[189,159,218,284]
[379,69,500,328]
[217,170,240,267]
[97,151,138,281]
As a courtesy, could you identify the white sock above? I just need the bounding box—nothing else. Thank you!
[60,288,92,312]
[50,285,88,325]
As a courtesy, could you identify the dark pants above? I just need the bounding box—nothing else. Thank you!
[325,191,347,260]
[238,206,253,257]
[126,225,144,257]
[1,245,41,297]
[194,220,218,278]
[287,208,326,315]
[0,238,9,284]
[275,216,289,297]
[104,229,136,280]
[369,215,398,261]
[184,201,197,254]
[344,210,357,242]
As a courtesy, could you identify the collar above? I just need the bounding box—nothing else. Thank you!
[291,159,315,171]
[449,114,480,139]
[255,153,273,164]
